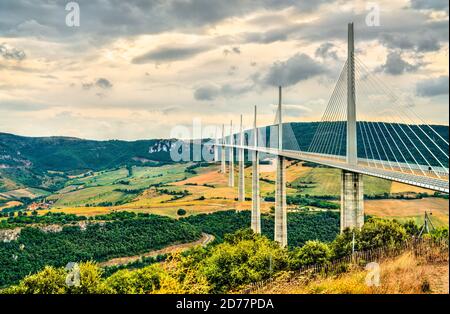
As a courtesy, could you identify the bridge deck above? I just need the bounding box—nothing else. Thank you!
[223,144,449,193]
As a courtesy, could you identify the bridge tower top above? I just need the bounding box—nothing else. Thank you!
[278,86,283,151]
[230,120,233,145]
[240,114,244,146]
[253,105,258,147]
[222,124,225,145]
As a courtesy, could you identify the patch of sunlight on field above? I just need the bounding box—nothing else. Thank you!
[41,206,112,216]
[365,198,449,227]
[289,166,392,196]
[363,176,392,196]
[0,200,22,210]
[0,176,20,191]
[128,164,194,188]
[49,185,129,207]
[68,168,129,187]
[291,167,341,195]
[2,187,50,199]
[390,182,433,194]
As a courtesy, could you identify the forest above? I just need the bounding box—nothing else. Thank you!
[0,214,201,287]
[0,210,340,287]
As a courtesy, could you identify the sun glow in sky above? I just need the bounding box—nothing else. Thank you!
[0,0,448,140]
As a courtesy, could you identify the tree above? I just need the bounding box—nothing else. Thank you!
[289,240,332,269]
[177,209,187,216]
[200,229,288,293]
[402,220,420,236]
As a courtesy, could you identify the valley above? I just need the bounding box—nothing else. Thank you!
[0,132,448,292]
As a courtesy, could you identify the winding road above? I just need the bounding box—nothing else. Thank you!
[100,232,215,267]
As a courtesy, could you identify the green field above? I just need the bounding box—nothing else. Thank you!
[47,164,194,207]
[290,166,392,196]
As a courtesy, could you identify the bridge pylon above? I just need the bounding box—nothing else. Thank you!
[238,115,245,201]
[341,22,364,232]
[221,124,226,173]
[251,106,261,233]
[274,86,287,247]
[228,120,235,187]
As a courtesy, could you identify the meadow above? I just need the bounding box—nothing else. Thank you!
[30,160,446,228]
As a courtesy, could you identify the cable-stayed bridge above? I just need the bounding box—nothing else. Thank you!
[212,23,449,247]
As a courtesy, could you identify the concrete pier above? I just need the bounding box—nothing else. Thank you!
[340,170,364,232]
[221,124,226,173]
[274,86,287,247]
[251,106,261,233]
[274,156,287,246]
[238,115,245,201]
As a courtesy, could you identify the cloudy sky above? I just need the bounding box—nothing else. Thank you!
[0,0,448,140]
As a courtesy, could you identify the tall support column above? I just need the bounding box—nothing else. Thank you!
[238,115,245,201]
[214,127,219,162]
[228,120,235,187]
[221,124,226,174]
[341,22,364,232]
[251,106,261,233]
[347,22,357,166]
[274,86,287,247]
[340,170,364,232]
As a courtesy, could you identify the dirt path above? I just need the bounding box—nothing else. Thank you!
[99,232,215,267]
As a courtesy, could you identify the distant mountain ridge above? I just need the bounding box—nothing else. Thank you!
[0,133,175,172]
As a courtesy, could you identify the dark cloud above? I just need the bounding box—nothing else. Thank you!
[410,0,449,11]
[82,78,113,91]
[82,83,94,90]
[262,53,327,87]
[0,0,329,44]
[223,46,241,56]
[95,78,113,89]
[379,33,441,52]
[315,42,338,60]
[0,100,50,112]
[194,82,253,101]
[194,85,220,101]
[416,76,449,97]
[0,43,26,60]
[242,25,298,44]
[376,51,422,75]
[132,45,211,64]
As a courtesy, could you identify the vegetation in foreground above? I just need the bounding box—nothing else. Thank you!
[0,210,339,287]
[257,251,449,294]
[0,214,201,287]
[2,218,447,294]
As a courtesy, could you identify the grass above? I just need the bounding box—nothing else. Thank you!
[68,168,129,187]
[255,252,449,294]
[0,187,50,199]
[47,163,194,208]
[290,165,393,196]
[365,198,449,227]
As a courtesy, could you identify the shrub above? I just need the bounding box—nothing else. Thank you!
[200,229,288,293]
[2,262,111,294]
[289,240,332,269]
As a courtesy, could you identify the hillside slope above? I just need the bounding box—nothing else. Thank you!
[251,252,449,294]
